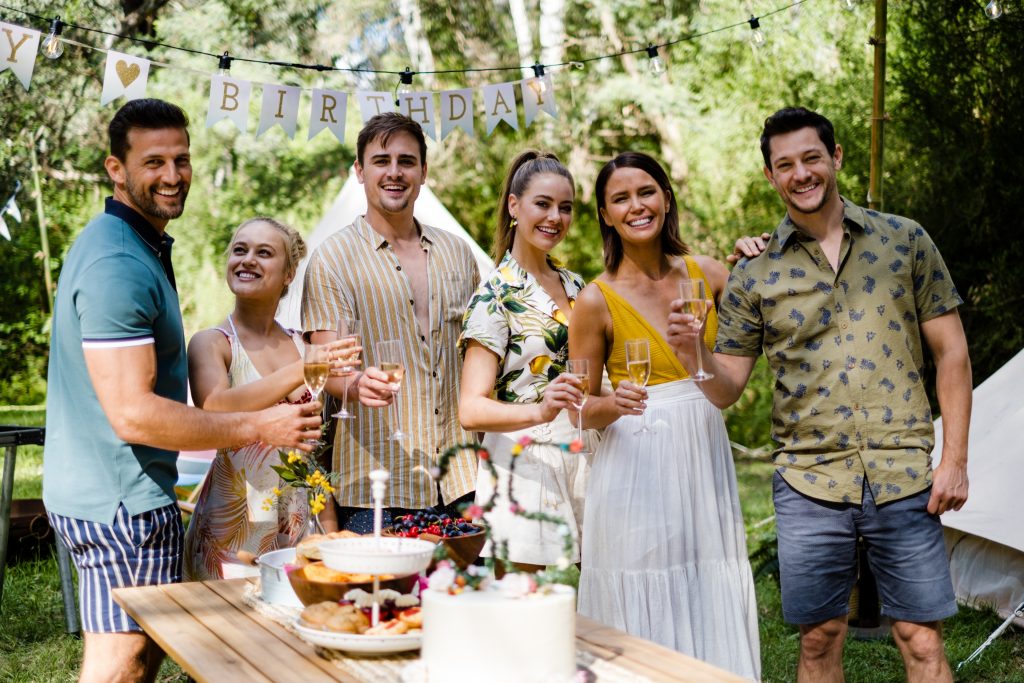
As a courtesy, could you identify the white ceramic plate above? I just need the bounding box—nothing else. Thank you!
[318,537,434,575]
[294,620,421,654]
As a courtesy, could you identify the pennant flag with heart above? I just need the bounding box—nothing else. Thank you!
[206,75,252,132]
[101,51,150,105]
[482,82,518,136]
[0,22,41,91]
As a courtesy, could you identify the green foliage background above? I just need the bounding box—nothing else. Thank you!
[0,0,1022,451]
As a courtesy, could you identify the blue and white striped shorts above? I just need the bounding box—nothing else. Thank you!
[48,503,183,633]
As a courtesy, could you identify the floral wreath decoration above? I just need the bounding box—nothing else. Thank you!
[428,436,585,594]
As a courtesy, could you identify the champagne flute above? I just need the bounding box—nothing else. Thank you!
[566,359,591,452]
[625,339,653,435]
[375,340,406,441]
[331,317,361,420]
[303,343,330,402]
[679,279,714,381]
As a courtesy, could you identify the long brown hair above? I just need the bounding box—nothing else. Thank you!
[492,150,575,264]
[595,151,689,273]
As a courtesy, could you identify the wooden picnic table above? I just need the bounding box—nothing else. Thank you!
[113,578,747,683]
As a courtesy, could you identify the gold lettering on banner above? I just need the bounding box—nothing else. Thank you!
[116,60,141,87]
[447,93,467,120]
[2,28,31,63]
[220,82,239,111]
[406,95,429,121]
[319,94,338,123]
[365,94,387,115]
[274,89,287,119]
[528,80,546,105]
[491,89,513,116]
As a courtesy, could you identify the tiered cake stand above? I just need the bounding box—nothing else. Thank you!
[293,470,434,654]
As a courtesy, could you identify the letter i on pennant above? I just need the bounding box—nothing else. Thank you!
[0,22,41,91]
[258,83,300,138]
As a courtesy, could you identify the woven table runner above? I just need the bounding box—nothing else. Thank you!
[243,582,651,682]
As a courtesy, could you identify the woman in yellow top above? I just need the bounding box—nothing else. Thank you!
[569,152,760,680]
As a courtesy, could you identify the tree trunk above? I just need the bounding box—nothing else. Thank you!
[507,0,534,79]
[397,0,437,88]
[595,2,688,185]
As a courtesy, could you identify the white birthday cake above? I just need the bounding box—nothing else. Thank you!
[420,582,577,683]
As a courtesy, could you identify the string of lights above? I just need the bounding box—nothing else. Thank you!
[1,0,1006,89]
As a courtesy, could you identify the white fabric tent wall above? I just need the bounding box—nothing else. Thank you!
[277,171,493,329]
[933,347,1024,626]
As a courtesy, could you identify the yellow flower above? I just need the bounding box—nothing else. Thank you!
[529,355,552,374]
[287,450,302,464]
[552,309,568,325]
[272,487,281,497]
[510,443,523,457]
[322,482,336,494]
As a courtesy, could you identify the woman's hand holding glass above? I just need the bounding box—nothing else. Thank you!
[537,372,585,424]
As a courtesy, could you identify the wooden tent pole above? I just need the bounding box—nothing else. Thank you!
[867,0,888,211]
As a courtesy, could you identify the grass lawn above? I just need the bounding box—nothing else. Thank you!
[2,405,1021,681]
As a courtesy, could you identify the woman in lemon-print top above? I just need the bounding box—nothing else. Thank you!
[458,151,588,570]
[569,153,760,681]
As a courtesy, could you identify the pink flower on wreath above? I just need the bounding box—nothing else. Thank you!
[516,435,532,447]
[509,503,522,514]
[464,504,484,520]
[477,449,489,461]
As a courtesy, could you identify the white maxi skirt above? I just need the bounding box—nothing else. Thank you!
[476,410,589,566]
[577,379,761,681]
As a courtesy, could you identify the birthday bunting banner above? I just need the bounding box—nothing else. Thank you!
[0,16,559,147]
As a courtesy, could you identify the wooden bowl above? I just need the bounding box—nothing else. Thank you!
[386,525,487,570]
[286,563,418,606]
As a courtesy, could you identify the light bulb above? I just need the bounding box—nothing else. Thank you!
[217,51,232,77]
[748,16,766,49]
[984,0,1003,19]
[41,17,64,60]
[398,67,414,96]
[840,0,857,10]
[646,44,667,75]
[530,63,549,95]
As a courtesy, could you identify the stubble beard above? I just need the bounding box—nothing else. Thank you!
[125,174,188,221]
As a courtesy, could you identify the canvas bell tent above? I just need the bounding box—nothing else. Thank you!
[934,346,1024,628]
[278,171,492,329]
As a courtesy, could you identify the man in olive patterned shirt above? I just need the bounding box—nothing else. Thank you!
[668,107,971,683]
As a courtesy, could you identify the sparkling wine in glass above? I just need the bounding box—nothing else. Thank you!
[375,340,406,441]
[303,343,330,401]
[625,338,653,435]
[567,358,591,452]
[331,317,361,420]
[679,279,714,381]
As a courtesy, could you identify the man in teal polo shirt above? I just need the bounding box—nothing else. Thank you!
[668,107,971,682]
[44,99,322,683]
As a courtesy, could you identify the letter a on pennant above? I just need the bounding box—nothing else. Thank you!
[258,83,300,138]
[0,22,41,91]
[440,89,474,140]
[206,75,252,132]
[101,51,150,105]
[482,82,518,136]
[309,89,348,143]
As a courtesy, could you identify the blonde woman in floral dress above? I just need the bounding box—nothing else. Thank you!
[183,217,352,580]
[459,151,588,571]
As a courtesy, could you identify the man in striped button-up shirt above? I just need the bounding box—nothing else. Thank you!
[304,113,479,531]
